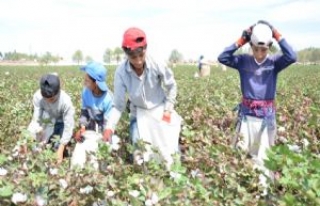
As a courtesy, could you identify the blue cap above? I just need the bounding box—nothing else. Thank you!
[81,62,108,91]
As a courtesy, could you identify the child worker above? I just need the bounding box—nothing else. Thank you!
[103,27,182,168]
[218,20,297,193]
[72,62,114,169]
[74,62,113,140]
[27,73,75,163]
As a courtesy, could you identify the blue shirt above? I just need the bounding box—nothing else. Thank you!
[80,87,113,131]
[218,39,297,100]
[218,38,297,117]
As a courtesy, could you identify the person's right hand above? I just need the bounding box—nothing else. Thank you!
[74,126,85,142]
[236,24,256,47]
[103,129,113,143]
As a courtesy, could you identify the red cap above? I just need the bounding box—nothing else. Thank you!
[122,27,147,50]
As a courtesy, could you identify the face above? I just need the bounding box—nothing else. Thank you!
[84,73,97,91]
[127,49,146,71]
[252,45,269,63]
[44,94,58,103]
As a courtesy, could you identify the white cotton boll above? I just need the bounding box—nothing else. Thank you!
[22,162,28,170]
[79,185,93,194]
[302,138,310,148]
[129,190,140,198]
[12,151,19,157]
[151,193,159,204]
[191,169,201,178]
[18,170,26,175]
[112,144,120,151]
[137,158,144,165]
[0,167,8,176]
[278,136,288,143]
[49,168,58,176]
[133,151,144,165]
[288,144,301,153]
[12,145,20,152]
[106,190,115,197]
[145,199,153,206]
[278,126,285,132]
[59,179,68,189]
[170,171,181,180]
[11,192,27,204]
[5,71,10,75]
[111,135,121,151]
[35,195,47,206]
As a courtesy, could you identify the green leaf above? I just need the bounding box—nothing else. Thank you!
[159,188,172,200]
[0,154,7,165]
[0,185,13,197]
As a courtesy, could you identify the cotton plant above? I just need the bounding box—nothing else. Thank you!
[145,192,159,206]
[0,167,8,176]
[11,192,27,204]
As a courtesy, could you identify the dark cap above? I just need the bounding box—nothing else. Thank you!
[40,74,60,98]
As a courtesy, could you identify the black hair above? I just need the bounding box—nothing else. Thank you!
[123,45,147,56]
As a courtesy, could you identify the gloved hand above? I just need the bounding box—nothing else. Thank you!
[74,126,85,142]
[162,111,171,123]
[103,129,113,142]
[236,24,256,47]
[257,20,282,41]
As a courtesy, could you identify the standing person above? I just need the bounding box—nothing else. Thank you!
[74,61,113,140]
[197,55,212,77]
[27,73,75,163]
[104,27,181,168]
[218,20,297,192]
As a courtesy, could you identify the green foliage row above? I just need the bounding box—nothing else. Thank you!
[0,64,319,205]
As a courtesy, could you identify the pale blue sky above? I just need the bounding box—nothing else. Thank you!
[1,0,319,62]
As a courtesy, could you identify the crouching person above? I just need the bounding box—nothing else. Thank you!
[104,27,182,169]
[71,62,114,169]
[27,73,75,163]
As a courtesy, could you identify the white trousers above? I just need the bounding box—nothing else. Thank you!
[237,115,276,193]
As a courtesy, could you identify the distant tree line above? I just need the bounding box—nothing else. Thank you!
[2,47,320,64]
[0,51,61,65]
[297,47,320,63]
[69,47,125,65]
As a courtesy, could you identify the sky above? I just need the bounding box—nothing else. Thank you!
[1,0,320,62]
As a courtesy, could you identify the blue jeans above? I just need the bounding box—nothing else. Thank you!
[47,122,69,157]
[129,117,140,145]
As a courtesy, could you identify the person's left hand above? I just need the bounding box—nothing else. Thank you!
[162,111,171,123]
[57,144,65,164]
[103,129,113,142]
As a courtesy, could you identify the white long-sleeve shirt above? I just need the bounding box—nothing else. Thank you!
[28,89,75,145]
[107,55,177,131]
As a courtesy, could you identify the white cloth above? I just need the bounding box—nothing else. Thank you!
[237,115,276,193]
[71,131,102,170]
[70,131,120,170]
[136,104,182,168]
[27,111,54,143]
[237,115,275,161]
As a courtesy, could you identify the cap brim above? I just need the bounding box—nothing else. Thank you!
[80,66,86,71]
[97,81,108,91]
